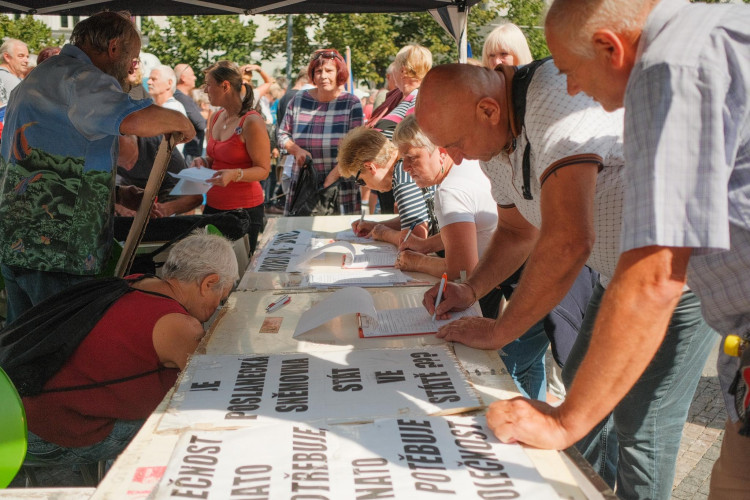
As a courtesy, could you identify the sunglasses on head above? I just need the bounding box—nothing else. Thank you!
[354,169,366,187]
[313,50,342,62]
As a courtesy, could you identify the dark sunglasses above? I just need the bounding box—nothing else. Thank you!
[354,169,366,186]
[313,50,343,62]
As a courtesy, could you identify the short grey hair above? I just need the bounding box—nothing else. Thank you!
[392,114,436,154]
[546,0,655,58]
[70,11,139,54]
[153,64,177,93]
[162,232,238,289]
[0,38,26,58]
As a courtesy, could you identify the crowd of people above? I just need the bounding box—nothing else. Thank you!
[0,2,749,498]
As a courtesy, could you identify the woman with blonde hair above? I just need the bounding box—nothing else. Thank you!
[369,43,433,214]
[338,126,432,246]
[482,23,533,69]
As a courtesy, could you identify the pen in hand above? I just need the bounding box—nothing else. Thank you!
[403,221,418,244]
[432,273,448,322]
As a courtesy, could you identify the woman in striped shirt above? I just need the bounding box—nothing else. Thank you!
[337,126,434,247]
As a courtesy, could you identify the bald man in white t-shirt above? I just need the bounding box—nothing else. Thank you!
[415,62,717,500]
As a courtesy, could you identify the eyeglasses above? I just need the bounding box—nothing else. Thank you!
[131,58,141,69]
[313,50,343,62]
[354,169,366,187]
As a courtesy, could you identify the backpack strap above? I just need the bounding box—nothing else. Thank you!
[495,57,552,201]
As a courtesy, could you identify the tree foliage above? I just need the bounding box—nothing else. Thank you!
[142,16,257,80]
[259,3,501,88]
[0,15,64,53]
[498,0,549,60]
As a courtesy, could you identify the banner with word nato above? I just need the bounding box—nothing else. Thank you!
[158,346,482,432]
[150,416,559,499]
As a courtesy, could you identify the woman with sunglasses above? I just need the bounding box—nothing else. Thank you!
[337,126,434,246]
[278,49,363,215]
[193,61,270,255]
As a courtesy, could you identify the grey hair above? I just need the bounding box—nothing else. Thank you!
[545,0,655,58]
[70,11,138,54]
[161,231,238,289]
[392,114,436,155]
[153,64,177,93]
[0,38,26,58]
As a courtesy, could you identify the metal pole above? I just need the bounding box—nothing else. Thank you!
[285,14,293,83]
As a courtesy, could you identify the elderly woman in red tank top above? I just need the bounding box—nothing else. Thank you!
[193,61,270,254]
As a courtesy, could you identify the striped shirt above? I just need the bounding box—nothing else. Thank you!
[392,159,435,232]
[376,89,417,140]
[278,90,363,214]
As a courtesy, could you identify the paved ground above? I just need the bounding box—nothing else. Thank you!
[670,339,725,500]
[7,340,726,498]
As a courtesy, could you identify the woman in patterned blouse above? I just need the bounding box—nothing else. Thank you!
[278,48,363,215]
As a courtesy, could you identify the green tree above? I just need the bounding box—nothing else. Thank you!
[499,0,549,59]
[142,16,257,82]
[0,15,64,53]
[258,4,502,88]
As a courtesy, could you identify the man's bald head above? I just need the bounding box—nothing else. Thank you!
[415,63,511,163]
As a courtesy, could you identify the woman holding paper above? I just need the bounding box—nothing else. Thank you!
[193,61,270,254]
[391,115,549,401]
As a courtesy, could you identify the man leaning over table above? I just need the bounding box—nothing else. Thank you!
[414,62,716,500]
[0,11,195,325]
[484,1,750,499]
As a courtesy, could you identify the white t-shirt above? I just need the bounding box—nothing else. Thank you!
[480,60,626,285]
[162,96,188,153]
[435,159,497,259]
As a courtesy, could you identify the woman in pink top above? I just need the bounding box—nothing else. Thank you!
[194,61,270,254]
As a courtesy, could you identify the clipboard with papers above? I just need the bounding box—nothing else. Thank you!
[292,286,481,339]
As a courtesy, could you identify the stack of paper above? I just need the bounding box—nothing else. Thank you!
[292,286,481,338]
[302,269,410,288]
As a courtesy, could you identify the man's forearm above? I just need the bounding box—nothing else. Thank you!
[466,226,535,299]
[120,105,194,140]
[557,246,689,440]
[493,229,592,345]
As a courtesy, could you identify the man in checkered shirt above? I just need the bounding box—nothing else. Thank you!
[482,1,750,498]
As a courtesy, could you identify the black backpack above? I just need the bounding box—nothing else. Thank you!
[501,56,552,201]
[0,275,149,397]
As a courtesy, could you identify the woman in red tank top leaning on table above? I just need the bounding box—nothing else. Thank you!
[193,61,271,255]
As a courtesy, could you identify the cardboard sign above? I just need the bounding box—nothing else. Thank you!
[158,346,482,432]
[150,416,559,499]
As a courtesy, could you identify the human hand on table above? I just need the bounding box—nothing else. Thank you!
[399,234,427,253]
[486,397,576,450]
[352,219,375,237]
[369,223,392,242]
[394,249,423,272]
[435,317,503,350]
[423,282,475,320]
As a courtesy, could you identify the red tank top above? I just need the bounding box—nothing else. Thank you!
[206,109,264,210]
[23,287,190,447]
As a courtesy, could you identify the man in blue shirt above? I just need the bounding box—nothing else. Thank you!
[0,11,195,325]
